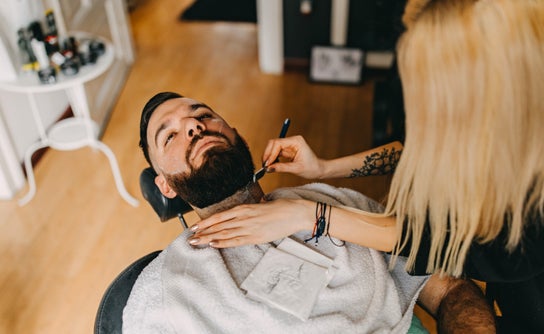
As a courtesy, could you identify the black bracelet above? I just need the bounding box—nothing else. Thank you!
[305,202,328,245]
[325,204,345,247]
[305,202,345,247]
[305,202,323,244]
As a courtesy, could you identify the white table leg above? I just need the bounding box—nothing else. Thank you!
[65,84,138,207]
[18,140,49,206]
[92,140,139,207]
[27,92,48,142]
[65,84,96,141]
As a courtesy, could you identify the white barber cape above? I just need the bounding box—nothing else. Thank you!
[123,183,428,333]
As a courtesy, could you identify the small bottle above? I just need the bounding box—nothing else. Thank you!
[27,21,44,41]
[45,9,58,36]
[44,9,60,55]
[59,36,81,75]
[62,36,79,59]
[17,28,37,72]
[31,39,57,84]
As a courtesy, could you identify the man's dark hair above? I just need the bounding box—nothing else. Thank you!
[139,92,183,167]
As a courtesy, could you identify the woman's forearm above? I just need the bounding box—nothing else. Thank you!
[325,205,397,252]
[190,198,398,251]
[319,141,403,179]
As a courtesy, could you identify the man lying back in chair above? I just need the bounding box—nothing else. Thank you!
[123,92,496,333]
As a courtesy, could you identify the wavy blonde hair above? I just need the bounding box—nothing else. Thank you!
[387,0,544,276]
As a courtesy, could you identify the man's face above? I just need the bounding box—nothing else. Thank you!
[147,97,254,207]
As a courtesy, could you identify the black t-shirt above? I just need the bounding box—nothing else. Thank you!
[400,211,544,333]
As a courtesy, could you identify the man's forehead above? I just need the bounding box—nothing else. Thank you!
[149,98,219,129]
[152,97,204,118]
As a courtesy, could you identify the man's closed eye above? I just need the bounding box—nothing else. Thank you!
[195,113,212,121]
[164,132,176,146]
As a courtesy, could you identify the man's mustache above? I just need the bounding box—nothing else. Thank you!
[185,130,231,168]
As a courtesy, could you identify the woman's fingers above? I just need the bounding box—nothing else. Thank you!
[189,222,260,247]
[262,136,304,167]
[187,199,314,248]
[262,136,324,179]
[192,204,256,232]
[190,229,256,248]
[209,235,255,248]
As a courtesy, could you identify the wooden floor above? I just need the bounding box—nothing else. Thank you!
[0,0,435,332]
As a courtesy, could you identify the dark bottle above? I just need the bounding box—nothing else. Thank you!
[27,21,44,41]
[45,9,58,36]
[44,9,60,55]
[17,28,37,71]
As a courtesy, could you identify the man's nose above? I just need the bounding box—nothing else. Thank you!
[186,119,205,138]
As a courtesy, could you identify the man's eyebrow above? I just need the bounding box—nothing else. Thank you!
[190,103,212,111]
[153,120,170,148]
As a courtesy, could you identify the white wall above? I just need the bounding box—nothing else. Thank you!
[0,111,24,199]
[0,0,44,52]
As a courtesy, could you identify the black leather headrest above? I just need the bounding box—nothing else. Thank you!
[139,167,193,222]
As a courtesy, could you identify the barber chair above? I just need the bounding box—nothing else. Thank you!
[94,167,192,334]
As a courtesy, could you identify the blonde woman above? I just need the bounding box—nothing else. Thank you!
[189,0,544,331]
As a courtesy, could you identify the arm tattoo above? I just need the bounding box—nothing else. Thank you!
[349,147,402,177]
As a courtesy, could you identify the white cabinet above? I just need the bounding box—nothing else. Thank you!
[0,0,135,201]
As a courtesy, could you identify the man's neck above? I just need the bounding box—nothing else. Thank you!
[192,182,264,219]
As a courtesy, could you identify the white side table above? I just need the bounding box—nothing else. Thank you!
[0,34,138,207]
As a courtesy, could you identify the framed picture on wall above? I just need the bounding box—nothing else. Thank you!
[309,46,365,85]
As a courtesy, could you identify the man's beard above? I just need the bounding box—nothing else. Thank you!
[165,130,255,208]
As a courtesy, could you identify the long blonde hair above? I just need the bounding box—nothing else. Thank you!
[387,0,544,276]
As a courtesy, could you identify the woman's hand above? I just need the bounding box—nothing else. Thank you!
[262,135,326,179]
[188,198,314,248]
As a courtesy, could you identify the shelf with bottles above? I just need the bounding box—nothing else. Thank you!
[13,9,108,86]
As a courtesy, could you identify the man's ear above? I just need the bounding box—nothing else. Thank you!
[155,174,178,199]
